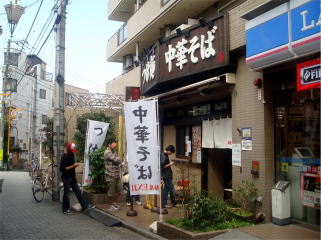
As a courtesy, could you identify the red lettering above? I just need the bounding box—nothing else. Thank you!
[138,184,143,191]
[131,184,137,191]
[154,185,159,191]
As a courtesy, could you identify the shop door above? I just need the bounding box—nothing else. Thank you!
[205,148,232,199]
[275,88,320,226]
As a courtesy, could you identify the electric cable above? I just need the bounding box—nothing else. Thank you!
[19,0,44,53]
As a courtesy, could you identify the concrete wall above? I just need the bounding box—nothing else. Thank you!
[105,66,141,95]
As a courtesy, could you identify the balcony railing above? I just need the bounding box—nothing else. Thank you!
[106,65,141,95]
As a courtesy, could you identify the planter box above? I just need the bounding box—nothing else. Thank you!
[157,222,228,239]
[82,190,108,205]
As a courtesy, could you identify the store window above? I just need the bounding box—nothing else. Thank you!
[275,87,320,226]
[187,104,211,117]
[176,125,191,158]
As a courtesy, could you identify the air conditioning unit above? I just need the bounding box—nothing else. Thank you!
[123,54,133,70]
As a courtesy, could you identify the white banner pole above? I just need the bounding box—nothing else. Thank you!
[155,98,163,222]
[81,120,90,189]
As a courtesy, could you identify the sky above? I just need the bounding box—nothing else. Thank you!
[0,0,123,93]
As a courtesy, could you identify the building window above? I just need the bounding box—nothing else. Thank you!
[5,78,17,92]
[118,23,127,45]
[23,143,27,149]
[65,92,72,106]
[4,52,19,66]
[40,89,46,99]
[176,125,191,158]
[10,137,15,146]
[42,115,47,124]
[161,0,170,6]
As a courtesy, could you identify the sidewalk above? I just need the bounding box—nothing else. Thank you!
[93,201,320,240]
[96,202,182,231]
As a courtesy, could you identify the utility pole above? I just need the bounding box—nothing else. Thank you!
[52,0,68,201]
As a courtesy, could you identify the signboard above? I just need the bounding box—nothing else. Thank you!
[296,58,320,91]
[125,86,141,101]
[241,127,252,151]
[141,14,229,95]
[141,44,159,94]
[301,172,321,209]
[192,126,202,163]
[159,15,228,83]
[124,99,160,195]
[232,143,241,166]
[83,120,109,186]
[245,0,321,69]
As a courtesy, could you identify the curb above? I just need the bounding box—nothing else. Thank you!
[86,208,166,240]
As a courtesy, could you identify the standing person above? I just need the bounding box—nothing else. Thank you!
[122,172,142,206]
[161,145,177,208]
[104,139,123,211]
[60,142,94,215]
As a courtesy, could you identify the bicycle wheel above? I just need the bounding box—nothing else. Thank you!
[32,178,44,202]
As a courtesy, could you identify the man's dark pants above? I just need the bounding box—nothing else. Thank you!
[62,177,87,212]
[162,177,177,207]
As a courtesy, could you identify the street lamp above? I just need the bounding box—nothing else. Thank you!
[5,3,25,37]
[0,2,24,169]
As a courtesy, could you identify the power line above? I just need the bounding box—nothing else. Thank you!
[19,0,44,53]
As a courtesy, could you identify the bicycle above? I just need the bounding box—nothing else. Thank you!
[29,158,40,180]
[32,162,57,202]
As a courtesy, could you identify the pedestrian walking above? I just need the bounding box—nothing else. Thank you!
[104,139,123,211]
[161,145,177,208]
[60,142,94,214]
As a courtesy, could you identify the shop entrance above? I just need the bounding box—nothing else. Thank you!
[268,59,320,227]
[202,148,232,199]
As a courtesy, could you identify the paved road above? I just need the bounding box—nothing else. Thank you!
[0,171,147,240]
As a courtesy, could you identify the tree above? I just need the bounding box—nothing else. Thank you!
[42,117,54,161]
[73,112,116,162]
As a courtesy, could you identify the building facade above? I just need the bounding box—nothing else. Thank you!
[3,51,53,167]
[107,0,320,226]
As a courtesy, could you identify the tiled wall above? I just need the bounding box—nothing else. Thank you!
[232,57,274,220]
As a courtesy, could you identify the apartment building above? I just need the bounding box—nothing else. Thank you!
[3,51,53,168]
[107,0,320,226]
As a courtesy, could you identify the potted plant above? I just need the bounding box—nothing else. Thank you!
[83,147,108,205]
[232,180,263,222]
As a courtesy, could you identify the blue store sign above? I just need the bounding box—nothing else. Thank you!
[245,0,321,69]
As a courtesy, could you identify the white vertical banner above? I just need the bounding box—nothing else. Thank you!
[124,99,160,195]
[83,120,109,186]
